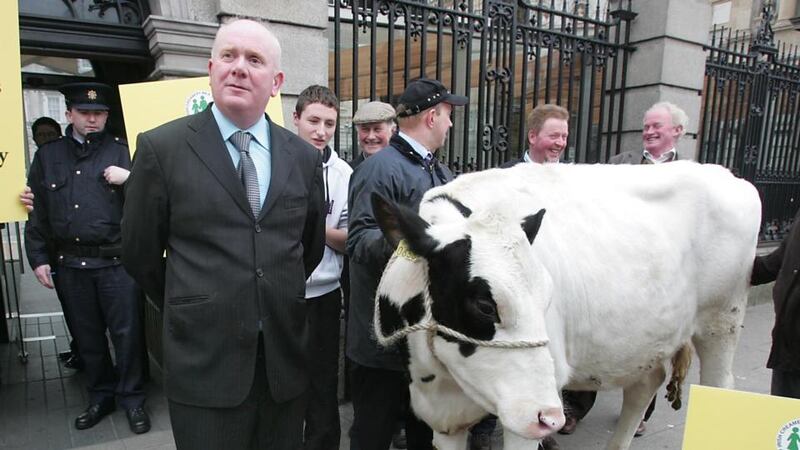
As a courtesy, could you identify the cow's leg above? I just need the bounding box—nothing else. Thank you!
[501,428,540,449]
[607,366,666,450]
[432,430,468,450]
[692,301,746,388]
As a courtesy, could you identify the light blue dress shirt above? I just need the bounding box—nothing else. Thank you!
[398,131,433,161]
[211,104,271,207]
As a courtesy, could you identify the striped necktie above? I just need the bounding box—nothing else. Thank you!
[230,131,261,217]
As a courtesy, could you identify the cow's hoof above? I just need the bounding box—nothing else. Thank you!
[634,420,646,437]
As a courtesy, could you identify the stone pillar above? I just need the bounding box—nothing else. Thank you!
[145,0,329,129]
[610,0,713,160]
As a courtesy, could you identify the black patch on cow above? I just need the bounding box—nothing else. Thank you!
[428,194,473,218]
[377,294,404,338]
[421,374,436,383]
[372,192,437,255]
[521,208,546,244]
[426,238,500,358]
[401,293,426,326]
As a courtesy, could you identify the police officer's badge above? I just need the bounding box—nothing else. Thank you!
[87,89,97,100]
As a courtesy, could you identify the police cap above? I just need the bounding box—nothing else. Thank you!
[59,82,113,111]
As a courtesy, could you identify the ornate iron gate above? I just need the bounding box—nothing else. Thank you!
[329,0,635,172]
[699,1,800,239]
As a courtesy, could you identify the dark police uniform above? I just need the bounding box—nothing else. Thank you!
[24,84,145,415]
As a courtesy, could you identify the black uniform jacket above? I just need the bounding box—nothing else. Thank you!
[346,133,453,371]
[752,208,800,372]
[25,125,129,270]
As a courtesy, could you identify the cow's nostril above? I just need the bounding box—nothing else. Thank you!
[538,407,566,431]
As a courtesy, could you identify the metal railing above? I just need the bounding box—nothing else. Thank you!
[328,0,636,172]
[699,1,800,239]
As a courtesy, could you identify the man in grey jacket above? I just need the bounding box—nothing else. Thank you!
[346,78,467,450]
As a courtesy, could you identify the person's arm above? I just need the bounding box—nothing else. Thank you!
[302,151,326,279]
[325,227,347,253]
[346,163,396,268]
[24,153,55,278]
[121,133,168,306]
[752,236,786,286]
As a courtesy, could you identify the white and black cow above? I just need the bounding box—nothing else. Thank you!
[372,161,761,450]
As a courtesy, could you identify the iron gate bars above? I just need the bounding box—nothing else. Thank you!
[329,0,635,172]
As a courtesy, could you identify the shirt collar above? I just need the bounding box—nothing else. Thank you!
[643,148,676,164]
[398,131,432,161]
[522,149,559,164]
[211,103,270,150]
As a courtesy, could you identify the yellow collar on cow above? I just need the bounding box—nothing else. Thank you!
[395,240,418,261]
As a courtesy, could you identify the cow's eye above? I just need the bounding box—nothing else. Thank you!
[475,298,498,317]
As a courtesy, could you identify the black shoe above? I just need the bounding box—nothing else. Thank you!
[75,399,115,430]
[64,354,84,371]
[58,350,73,361]
[126,407,151,434]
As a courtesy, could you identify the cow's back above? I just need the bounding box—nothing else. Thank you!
[420,162,761,387]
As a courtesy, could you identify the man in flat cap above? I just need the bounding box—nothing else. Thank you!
[350,101,397,169]
[24,82,149,434]
[346,78,467,449]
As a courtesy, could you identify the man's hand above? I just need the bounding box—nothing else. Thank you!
[33,264,54,289]
[20,186,34,212]
[104,166,130,185]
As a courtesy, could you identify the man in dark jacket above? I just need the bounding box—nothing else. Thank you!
[346,78,467,450]
[349,101,396,169]
[25,82,148,434]
[751,208,800,399]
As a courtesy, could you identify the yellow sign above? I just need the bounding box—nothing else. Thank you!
[683,385,800,449]
[119,77,285,155]
[0,2,27,223]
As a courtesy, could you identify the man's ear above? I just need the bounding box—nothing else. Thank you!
[371,192,437,256]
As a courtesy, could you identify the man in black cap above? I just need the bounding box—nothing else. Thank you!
[24,82,149,434]
[346,78,467,450]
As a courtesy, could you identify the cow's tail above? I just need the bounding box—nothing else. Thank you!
[665,344,693,410]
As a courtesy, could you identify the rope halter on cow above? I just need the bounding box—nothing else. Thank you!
[373,240,550,351]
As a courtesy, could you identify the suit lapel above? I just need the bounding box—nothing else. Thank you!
[186,109,252,217]
[259,121,296,220]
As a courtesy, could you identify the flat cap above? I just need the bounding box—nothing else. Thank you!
[396,78,467,118]
[58,82,113,111]
[353,101,396,125]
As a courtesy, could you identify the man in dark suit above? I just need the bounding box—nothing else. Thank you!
[752,208,800,399]
[122,19,325,449]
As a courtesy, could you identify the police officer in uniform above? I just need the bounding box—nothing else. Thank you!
[24,82,149,434]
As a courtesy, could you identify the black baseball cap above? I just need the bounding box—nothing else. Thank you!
[396,78,468,117]
[58,82,113,111]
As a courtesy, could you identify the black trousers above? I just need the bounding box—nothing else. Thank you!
[304,288,343,450]
[349,362,433,450]
[169,336,308,450]
[771,368,800,399]
[58,264,145,408]
[52,269,79,355]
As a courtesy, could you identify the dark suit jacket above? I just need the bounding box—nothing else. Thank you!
[752,208,800,372]
[122,107,325,407]
[608,149,688,164]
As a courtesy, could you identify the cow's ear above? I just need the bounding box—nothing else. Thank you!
[521,208,546,244]
[372,192,437,256]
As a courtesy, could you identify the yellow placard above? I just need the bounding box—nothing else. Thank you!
[0,2,27,223]
[683,385,800,449]
[119,77,284,155]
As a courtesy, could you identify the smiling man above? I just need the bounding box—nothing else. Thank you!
[609,101,689,164]
[122,19,325,450]
[502,104,569,168]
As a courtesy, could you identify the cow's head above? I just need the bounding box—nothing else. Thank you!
[372,192,565,440]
